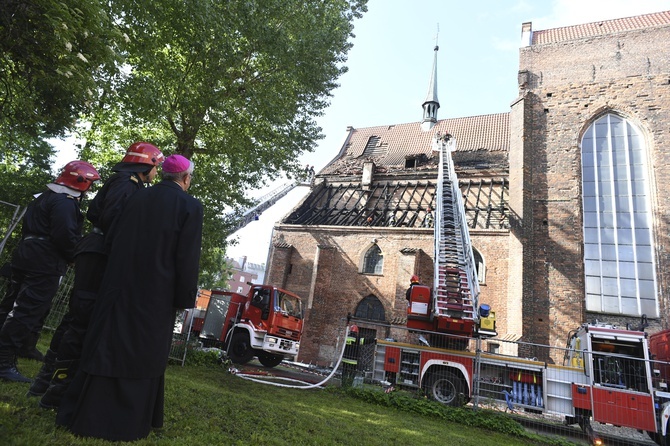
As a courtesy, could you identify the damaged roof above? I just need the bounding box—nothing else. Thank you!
[320,113,509,176]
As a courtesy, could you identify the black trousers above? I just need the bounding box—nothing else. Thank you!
[0,268,60,354]
[50,251,107,361]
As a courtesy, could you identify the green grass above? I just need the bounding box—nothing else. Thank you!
[0,338,578,446]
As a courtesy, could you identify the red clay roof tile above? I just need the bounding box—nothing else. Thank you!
[322,113,509,174]
[532,10,670,45]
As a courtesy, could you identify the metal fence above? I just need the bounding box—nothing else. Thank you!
[0,201,23,302]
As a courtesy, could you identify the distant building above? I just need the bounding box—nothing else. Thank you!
[265,11,670,365]
[226,256,266,294]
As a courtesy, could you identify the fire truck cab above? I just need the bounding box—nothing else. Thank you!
[198,285,304,368]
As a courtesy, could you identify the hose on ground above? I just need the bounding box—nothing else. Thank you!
[230,325,353,389]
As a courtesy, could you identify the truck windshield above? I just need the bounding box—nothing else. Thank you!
[276,291,302,319]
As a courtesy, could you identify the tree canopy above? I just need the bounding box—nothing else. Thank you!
[1,0,368,288]
[0,1,124,202]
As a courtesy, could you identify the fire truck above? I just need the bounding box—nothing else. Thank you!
[196,285,304,368]
[384,134,670,444]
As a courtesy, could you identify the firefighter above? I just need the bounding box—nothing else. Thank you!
[406,275,421,301]
[29,143,164,409]
[422,207,434,228]
[342,325,365,387]
[0,161,100,383]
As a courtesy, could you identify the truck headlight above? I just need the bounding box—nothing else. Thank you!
[266,337,278,344]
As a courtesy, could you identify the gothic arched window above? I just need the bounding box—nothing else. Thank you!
[354,295,386,321]
[581,113,658,317]
[473,248,485,284]
[362,244,383,275]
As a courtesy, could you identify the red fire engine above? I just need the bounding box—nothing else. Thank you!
[196,284,304,368]
[375,320,670,444]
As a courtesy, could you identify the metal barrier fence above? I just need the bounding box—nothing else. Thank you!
[0,201,23,307]
[171,310,195,365]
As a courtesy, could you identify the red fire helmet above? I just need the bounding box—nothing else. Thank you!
[54,161,101,192]
[410,275,420,284]
[121,142,165,167]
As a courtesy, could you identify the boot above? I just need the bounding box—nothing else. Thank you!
[18,331,44,361]
[0,351,31,383]
[39,360,77,410]
[26,349,57,396]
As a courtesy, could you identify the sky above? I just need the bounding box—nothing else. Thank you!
[55,0,670,265]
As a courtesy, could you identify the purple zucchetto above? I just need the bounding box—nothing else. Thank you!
[162,154,192,173]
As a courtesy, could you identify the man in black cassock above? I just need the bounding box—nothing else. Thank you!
[56,154,203,441]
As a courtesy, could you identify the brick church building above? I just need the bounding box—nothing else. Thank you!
[265,11,670,365]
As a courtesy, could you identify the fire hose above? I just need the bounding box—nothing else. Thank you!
[229,325,353,389]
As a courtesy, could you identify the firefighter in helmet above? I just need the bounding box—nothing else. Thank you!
[342,325,365,387]
[0,161,100,383]
[29,142,164,408]
[406,274,421,301]
[422,207,434,228]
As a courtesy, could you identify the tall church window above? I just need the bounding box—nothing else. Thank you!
[581,113,658,317]
[362,244,383,275]
[354,295,386,321]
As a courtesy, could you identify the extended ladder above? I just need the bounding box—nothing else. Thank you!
[228,181,303,232]
[432,134,480,323]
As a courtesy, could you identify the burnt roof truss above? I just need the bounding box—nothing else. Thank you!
[284,179,508,229]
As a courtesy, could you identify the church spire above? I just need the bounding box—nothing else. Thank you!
[421,32,440,131]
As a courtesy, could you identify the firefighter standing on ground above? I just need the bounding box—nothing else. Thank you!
[28,143,164,409]
[0,161,100,383]
[342,325,365,387]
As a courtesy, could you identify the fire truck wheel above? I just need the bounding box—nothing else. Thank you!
[424,370,467,407]
[228,332,254,364]
[258,351,283,368]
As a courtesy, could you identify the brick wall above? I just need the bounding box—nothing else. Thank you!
[472,231,510,336]
[514,24,670,353]
[267,226,434,364]
[268,224,510,365]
